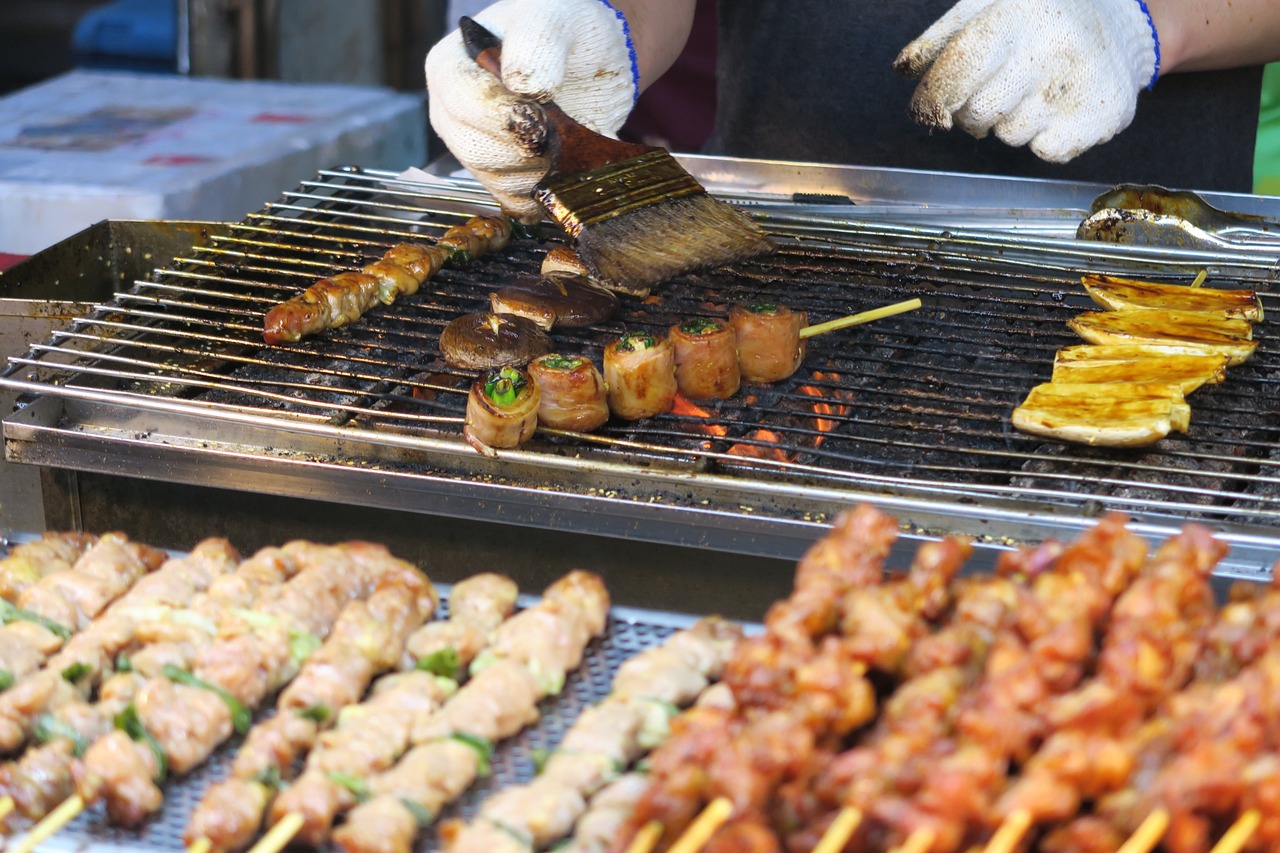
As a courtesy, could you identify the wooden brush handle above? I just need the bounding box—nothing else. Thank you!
[458,16,654,177]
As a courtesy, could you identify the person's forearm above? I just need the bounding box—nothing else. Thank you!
[611,0,698,91]
[1147,0,1280,74]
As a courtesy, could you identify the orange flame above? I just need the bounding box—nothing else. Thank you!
[725,371,853,460]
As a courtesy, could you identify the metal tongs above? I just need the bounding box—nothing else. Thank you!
[1078,184,1280,253]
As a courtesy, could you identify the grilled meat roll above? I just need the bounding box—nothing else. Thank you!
[603,331,677,421]
[728,303,807,383]
[464,366,541,454]
[528,354,611,432]
[669,317,740,401]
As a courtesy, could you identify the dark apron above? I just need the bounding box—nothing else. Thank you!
[710,0,1262,193]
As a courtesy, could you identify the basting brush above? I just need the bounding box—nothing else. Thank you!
[459,16,776,296]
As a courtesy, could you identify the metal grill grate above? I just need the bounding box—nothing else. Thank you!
[4,165,1280,564]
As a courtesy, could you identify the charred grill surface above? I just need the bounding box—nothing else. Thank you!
[4,167,1280,533]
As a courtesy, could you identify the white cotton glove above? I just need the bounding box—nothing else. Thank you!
[425,0,638,221]
[895,0,1159,163]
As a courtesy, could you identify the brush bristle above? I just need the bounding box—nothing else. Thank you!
[570,194,776,291]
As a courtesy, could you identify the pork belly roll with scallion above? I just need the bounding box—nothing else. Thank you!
[528,354,610,432]
[603,331,677,421]
[669,317,740,400]
[463,366,541,454]
[728,302,807,383]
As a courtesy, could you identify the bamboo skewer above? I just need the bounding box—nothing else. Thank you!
[246,811,303,853]
[187,836,213,853]
[8,794,84,853]
[799,298,923,339]
[812,806,864,853]
[897,827,938,853]
[982,809,1032,853]
[0,795,13,824]
[624,819,665,853]
[1115,809,1169,853]
[666,797,734,853]
[1209,809,1262,853]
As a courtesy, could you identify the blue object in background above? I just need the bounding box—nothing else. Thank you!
[73,0,177,73]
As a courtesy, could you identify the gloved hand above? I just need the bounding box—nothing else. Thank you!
[895,0,1159,163]
[425,0,638,221]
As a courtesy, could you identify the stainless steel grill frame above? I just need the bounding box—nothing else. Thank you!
[4,158,1280,577]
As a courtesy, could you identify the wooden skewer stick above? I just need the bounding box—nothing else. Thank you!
[667,796,734,853]
[187,836,214,853]
[9,794,84,853]
[812,806,863,853]
[624,819,665,853]
[0,795,14,823]
[1115,809,1170,853]
[799,298,923,340]
[246,812,304,853]
[1190,269,1209,288]
[1209,809,1262,853]
[982,809,1033,853]
[897,827,938,853]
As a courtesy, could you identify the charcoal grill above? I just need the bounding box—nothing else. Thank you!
[4,156,1280,578]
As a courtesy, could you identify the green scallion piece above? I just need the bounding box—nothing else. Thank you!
[400,798,434,828]
[613,332,656,353]
[296,704,332,724]
[115,703,168,782]
[679,318,723,335]
[747,302,780,314]
[327,770,371,802]
[483,367,527,407]
[414,647,460,680]
[255,766,283,790]
[0,599,71,641]
[162,664,252,734]
[0,670,14,691]
[61,662,93,684]
[33,713,91,756]
[538,354,584,371]
[530,746,552,775]
[115,656,133,673]
[450,732,493,778]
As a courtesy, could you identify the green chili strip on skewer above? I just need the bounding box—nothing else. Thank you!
[483,367,528,407]
[0,599,71,641]
[414,647,461,679]
[115,703,168,783]
[162,664,252,734]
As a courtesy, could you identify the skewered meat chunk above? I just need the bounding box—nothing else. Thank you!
[490,273,619,330]
[401,572,519,673]
[0,532,98,604]
[441,311,553,370]
[603,331,677,421]
[669,317,740,400]
[263,215,513,345]
[464,366,541,455]
[528,353,610,432]
[728,302,807,383]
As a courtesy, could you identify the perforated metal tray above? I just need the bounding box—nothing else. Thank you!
[19,580,705,853]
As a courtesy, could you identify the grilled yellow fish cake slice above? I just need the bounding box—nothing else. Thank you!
[1081,274,1263,321]
[1012,382,1190,447]
[1067,310,1257,366]
[1050,353,1230,395]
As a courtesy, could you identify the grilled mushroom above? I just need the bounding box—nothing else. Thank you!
[440,312,553,370]
[489,273,620,331]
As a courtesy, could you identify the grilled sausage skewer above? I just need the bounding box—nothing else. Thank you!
[185,573,516,853]
[328,570,610,853]
[439,617,744,853]
[0,534,168,711]
[262,215,513,345]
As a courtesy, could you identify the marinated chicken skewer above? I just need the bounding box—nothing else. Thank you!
[979,523,1225,851]
[0,541,416,846]
[1041,570,1280,853]
[0,539,330,831]
[0,533,168,704]
[185,572,517,853]
[611,505,913,853]
[815,513,1147,853]
[328,570,611,853]
[438,616,744,853]
[262,214,514,345]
